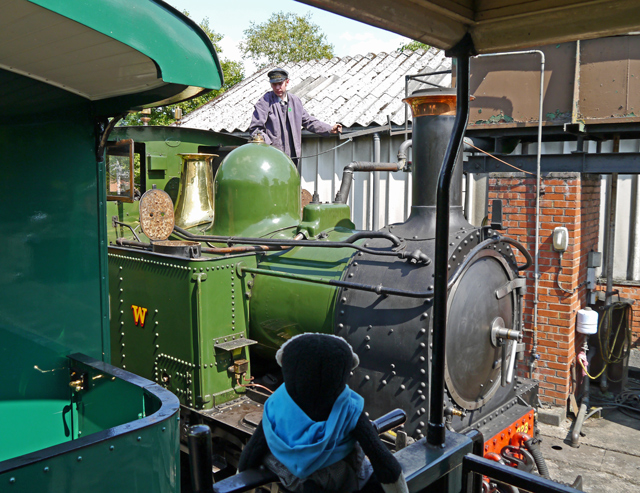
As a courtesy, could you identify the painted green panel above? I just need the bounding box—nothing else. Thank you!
[108,249,258,408]
[299,203,356,237]
[0,356,179,493]
[0,400,72,462]
[0,101,107,361]
[248,229,356,356]
[30,0,222,91]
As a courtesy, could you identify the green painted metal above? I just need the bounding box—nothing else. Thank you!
[0,101,107,362]
[108,249,259,408]
[106,126,246,244]
[29,0,223,91]
[298,203,355,237]
[0,399,75,462]
[0,354,180,492]
[209,142,301,238]
[248,229,356,357]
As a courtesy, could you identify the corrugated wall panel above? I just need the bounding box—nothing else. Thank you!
[300,134,413,230]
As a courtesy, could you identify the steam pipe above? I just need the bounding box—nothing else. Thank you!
[334,161,404,204]
[397,139,412,165]
[238,234,530,300]
[428,53,471,447]
[172,225,427,262]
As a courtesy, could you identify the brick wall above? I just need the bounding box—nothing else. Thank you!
[488,173,601,406]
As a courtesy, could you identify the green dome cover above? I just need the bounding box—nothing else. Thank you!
[210,143,301,237]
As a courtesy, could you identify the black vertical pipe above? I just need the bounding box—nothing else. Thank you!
[427,54,471,447]
[188,424,214,492]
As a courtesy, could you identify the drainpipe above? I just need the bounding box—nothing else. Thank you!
[631,174,640,280]
[373,133,381,230]
[602,137,620,391]
[475,50,545,376]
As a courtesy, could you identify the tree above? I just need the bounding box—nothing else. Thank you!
[122,14,244,126]
[240,12,334,69]
[398,40,431,52]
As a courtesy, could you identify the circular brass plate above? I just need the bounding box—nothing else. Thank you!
[139,188,175,241]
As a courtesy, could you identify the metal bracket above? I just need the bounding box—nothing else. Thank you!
[214,338,257,352]
[495,277,526,299]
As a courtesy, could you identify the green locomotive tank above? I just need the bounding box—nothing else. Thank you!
[109,142,358,414]
[109,103,534,474]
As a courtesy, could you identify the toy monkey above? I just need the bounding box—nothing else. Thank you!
[238,333,408,493]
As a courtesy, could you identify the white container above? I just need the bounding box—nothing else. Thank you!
[577,307,598,334]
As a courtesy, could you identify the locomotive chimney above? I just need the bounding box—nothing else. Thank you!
[401,88,470,235]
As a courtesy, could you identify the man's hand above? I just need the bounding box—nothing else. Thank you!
[330,123,343,134]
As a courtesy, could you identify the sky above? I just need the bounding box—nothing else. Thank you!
[165,0,410,75]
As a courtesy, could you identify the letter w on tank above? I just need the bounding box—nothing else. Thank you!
[131,305,148,327]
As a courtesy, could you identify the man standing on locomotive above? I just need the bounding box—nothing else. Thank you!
[249,68,342,171]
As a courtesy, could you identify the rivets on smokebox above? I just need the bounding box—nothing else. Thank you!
[381,380,387,385]
[420,312,428,320]
[364,375,370,381]
[400,384,406,390]
[338,323,344,329]
[365,345,370,350]
[428,285,434,290]
[420,342,426,348]
[419,328,426,334]
[365,335,370,341]
[341,297,347,303]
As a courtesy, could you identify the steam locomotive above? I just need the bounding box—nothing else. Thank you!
[107,88,538,479]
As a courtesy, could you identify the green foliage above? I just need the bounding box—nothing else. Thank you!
[397,40,431,52]
[121,13,244,127]
[240,12,334,69]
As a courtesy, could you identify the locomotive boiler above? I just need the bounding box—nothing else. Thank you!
[108,88,537,474]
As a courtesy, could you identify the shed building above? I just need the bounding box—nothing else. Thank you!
[178,49,451,230]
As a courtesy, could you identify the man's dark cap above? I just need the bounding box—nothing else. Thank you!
[268,68,289,83]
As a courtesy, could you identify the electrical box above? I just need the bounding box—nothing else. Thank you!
[552,226,569,252]
[588,251,602,268]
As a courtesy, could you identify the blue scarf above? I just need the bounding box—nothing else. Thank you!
[262,384,364,479]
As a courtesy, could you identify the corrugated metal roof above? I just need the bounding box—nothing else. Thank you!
[178,48,451,133]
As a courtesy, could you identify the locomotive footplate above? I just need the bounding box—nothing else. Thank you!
[180,395,265,471]
[187,396,263,438]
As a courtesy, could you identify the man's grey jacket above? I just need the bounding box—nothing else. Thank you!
[249,91,333,161]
